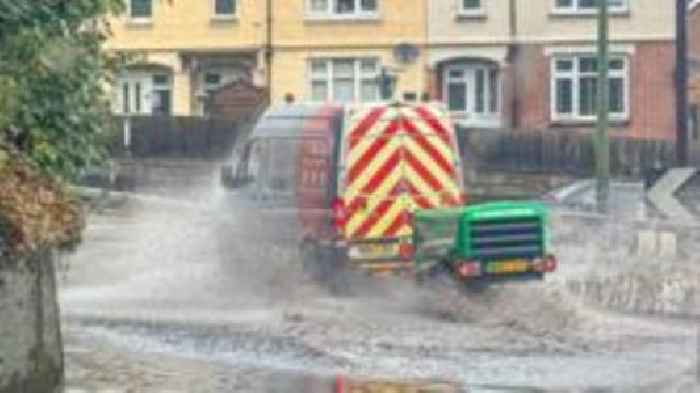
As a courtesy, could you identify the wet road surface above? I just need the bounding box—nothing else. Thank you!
[60,189,699,392]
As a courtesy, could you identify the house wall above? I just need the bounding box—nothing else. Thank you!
[428,0,512,45]
[105,0,265,51]
[426,0,676,140]
[516,0,674,43]
[269,0,428,104]
[105,1,266,116]
[103,0,678,138]
[511,42,676,140]
[429,0,674,45]
[272,1,426,48]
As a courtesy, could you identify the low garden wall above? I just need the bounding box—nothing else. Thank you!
[0,248,64,393]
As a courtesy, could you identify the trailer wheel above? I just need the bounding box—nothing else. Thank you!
[463,280,490,294]
[318,246,351,297]
[418,262,458,290]
[301,242,351,296]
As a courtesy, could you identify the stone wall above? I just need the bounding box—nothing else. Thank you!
[0,249,64,393]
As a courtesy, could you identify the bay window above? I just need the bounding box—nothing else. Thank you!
[551,55,628,122]
[310,58,380,103]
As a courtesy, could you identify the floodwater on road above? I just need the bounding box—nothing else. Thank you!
[59,181,699,393]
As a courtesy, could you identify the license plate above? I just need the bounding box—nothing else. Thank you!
[487,259,529,274]
[350,243,399,259]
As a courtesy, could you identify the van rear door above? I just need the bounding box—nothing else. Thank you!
[400,104,463,213]
[340,104,463,264]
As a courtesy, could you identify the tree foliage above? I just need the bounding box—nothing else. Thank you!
[0,0,125,180]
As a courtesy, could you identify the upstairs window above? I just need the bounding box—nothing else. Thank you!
[214,0,237,18]
[129,0,152,19]
[460,0,483,13]
[554,0,627,13]
[308,0,378,18]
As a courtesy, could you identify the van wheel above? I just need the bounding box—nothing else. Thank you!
[300,242,322,282]
[317,246,351,297]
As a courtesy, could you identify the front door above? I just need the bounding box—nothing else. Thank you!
[444,63,500,128]
[118,73,153,115]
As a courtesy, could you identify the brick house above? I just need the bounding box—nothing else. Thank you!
[269,0,426,106]
[105,0,678,143]
[106,0,266,117]
[106,0,427,116]
[427,0,677,140]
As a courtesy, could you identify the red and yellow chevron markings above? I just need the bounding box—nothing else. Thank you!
[343,105,462,241]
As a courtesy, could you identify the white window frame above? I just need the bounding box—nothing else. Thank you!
[308,58,381,103]
[550,54,630,123]
[552,0,628,15]
[443,63,501,128]
[212,0,237,20]
[306,0,379,19]
[458,0,485,17]
[151,73,173,116]
[127,0,153,22]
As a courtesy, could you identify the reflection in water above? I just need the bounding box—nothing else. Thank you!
[261,374,463,393]
[258,374,567,393]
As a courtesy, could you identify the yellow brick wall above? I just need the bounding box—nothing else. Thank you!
[273,1,427,48]
[105,0,265,51]
[106,0,430,112]
[270,0,428,104]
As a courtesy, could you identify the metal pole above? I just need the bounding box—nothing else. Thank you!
[677,0,689,166]
[266,0,273,103]
[596,0,610,212]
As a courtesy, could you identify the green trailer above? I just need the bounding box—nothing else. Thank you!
[413,201,557,286]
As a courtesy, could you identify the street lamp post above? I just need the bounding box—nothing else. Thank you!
[677,0,689,166]
[596,0,611,213]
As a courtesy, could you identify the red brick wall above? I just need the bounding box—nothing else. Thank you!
[428,42,676,140]
[514,46,551,130]
[500,62,515,129]
[629,42,677,140]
